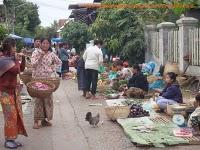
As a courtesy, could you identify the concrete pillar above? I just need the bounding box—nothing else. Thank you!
[176,17,198,73]
[157,22,176,65]
[144,25,157,62]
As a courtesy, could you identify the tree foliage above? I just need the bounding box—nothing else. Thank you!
[90,0,199,64]
[0,24,7,43]
[35,21,59,38]
[61,21,91,52]
[3,0,41,37]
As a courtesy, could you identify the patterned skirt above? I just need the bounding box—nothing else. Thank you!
[34,94,53,121]
[0,89,28,140]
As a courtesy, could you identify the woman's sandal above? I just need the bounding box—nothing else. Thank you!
[4,140,18,149]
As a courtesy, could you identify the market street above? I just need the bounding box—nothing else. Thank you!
[0,80,199,150]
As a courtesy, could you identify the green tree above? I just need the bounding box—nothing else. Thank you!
[0,24,7,43]
[61,21,91,52]
[35,20,59,38]
[3,0,41,37]
[90,0,199,64]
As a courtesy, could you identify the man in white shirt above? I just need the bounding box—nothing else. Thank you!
[83,39,103,99]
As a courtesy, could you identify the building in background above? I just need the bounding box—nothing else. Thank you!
[57,18,73,37]
[68,0,102,25]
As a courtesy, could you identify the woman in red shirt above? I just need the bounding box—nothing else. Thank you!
[0,38,27,149]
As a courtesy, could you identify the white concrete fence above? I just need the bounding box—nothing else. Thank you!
[145,16,200,76]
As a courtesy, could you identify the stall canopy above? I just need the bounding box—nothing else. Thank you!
[8,34,23,39]
[51,37,63,43]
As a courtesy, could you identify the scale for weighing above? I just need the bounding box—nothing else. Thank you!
[171,105,186,126]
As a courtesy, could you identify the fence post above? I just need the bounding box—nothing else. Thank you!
[145,25,157,62]
[176,16,198,73]
[157,22,176,65]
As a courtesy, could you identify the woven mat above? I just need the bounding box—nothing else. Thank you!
[117,117,200,147]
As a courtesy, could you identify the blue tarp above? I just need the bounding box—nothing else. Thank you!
[23,38,34,44]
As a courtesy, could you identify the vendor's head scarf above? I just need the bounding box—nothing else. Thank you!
[0,38,16,77]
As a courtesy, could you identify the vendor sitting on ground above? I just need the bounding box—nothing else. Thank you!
[155,72,183,111]
[119,61,133,80]
[188,93,200,130]
[111,62,118,72]
[127,64,149,92]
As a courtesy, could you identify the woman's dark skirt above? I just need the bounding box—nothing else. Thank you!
[61,60,69,73]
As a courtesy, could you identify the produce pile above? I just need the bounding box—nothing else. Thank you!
[129,104,150,118]
[121,99,146,106]
[103,88,116,96]
[32,82,50,90]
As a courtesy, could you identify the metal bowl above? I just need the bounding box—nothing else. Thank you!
[106,94,120,99]
[171,105,187,111]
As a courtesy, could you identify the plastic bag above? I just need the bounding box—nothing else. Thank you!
[98,65,106,74]
[108,72,117,80]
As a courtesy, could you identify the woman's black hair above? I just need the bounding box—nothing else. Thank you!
[34,37,41,42]
[132,64,141,72]
[195,93,200,101]
[2,38,16,55]
[166,72,177,82]
[41,38,52,51]
[94,39,103,46]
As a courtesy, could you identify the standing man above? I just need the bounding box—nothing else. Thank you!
[33,37,41,51]
[83,39,103,99]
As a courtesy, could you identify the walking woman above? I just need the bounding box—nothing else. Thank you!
[0,38,27,149]
[59,42,69,79]
[31,38,62,129]
[76,54,87,97]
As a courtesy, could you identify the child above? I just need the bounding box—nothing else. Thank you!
[155,72,183,111]
[188,94,200,130]
[76,56,87,97]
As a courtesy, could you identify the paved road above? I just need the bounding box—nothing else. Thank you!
[0,80,199,150]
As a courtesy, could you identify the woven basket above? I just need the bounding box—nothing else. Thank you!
[32,77,60,92]
[26,81,55,99]
[23,68,32,75]
[166,104,187,116]
[19,73,32,85]
[25,63,32,68]
[105,106,130,121]
[97,85,109,93]
[164,62,180,76]
[147,75,159,84]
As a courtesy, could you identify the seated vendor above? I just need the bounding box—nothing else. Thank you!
[120,61,132,79]
[111,62,118,72]
[155,72,183,111]
[128,64,149,92]
[188,94,200,129]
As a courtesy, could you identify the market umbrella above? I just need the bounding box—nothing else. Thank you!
[23,38,34,44]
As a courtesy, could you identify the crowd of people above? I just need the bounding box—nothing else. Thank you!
[0,36,200,149]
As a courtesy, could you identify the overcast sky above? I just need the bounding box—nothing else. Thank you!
[27,0,93,27]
